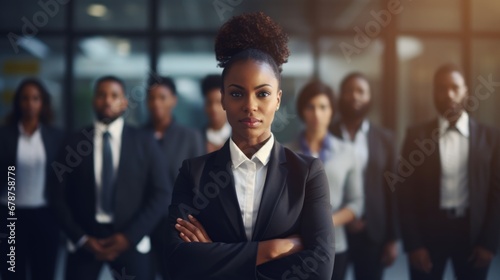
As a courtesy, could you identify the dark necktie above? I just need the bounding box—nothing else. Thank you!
[101,131,114,214]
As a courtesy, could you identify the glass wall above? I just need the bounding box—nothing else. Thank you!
[1,0,500,139]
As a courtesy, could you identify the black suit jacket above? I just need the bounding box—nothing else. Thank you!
[49,124,171,245]
[166,140,335,280]
[397,118,500,253]
[330,121,398,244]
[0,124,64,202]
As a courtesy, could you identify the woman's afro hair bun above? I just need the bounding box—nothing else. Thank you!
[215,12,290,70]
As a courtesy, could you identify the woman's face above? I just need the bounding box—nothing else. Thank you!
[20,84,43,120]
[302,94,333,132]
[221,59,281,144]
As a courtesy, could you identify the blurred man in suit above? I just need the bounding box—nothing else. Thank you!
[397,64,500,280]
[50,76,170,280]
[330,72,398,280]
[143,76,204,279]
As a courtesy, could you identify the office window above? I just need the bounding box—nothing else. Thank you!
[73,36,149,128]
[471,39,500,129]
[0,0,66,30]
[472,0,500,31]
[318,37,384,125]
[399,0,460,31]
[396,37,462,135]
[75,0,149,30]
[317,0,381,30]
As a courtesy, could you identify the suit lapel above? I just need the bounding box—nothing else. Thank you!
[113,125,132,213]
[213,141,247,239]
[365,125,377,199]
[429,120,442,204]
[467,118,478,200]
[252,141,288,241]
[5,125,19,165]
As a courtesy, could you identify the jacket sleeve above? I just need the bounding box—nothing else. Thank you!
[383,130,399,243]
[256,158,335,280]
[476,130,500,253]
[396,128,424,252]
[48,134,87,244]
[166,159,259,280]
[122,134,171,245]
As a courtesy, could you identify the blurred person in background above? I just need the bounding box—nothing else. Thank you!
[330,72,398,280]
[50,75,170,280]
[0,78,64,280]
[143,75,204,280]
[288,80,364,280]
[200,74,231,153]
[397,64,500,280]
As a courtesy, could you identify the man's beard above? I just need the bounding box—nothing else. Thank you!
[95,112,123,125]
[339,101,370,120]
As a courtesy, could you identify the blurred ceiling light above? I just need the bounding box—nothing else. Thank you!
[18,37,49,59]
[397,36,423,60]
[87,4,108,17]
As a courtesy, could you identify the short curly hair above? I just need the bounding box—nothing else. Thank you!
[215,12,290,85]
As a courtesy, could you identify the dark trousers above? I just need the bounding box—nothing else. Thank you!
[0,206,59,280]
[409,210,490,280]
[332,252,349,280]
[65,223,153,280]
[347,230,385,280]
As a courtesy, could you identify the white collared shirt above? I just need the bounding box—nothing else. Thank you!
[1,123,47,207]
[207,122,232,147]
[229,134,274,241]
[93,117,124,223]
[340,120,370,173]
[438,112,469,210]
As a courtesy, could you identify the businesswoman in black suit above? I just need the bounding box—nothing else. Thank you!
[166,12,335,280]
[0,78,64,280]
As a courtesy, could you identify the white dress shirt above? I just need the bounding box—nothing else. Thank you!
[73,117,150,253]
[340,120,370,173]
[93,117,124,223]
[438,112,469,210]
[1,123,47,207]
[207,122,232,147]
[287,134,364,253]
[229,134,274,241]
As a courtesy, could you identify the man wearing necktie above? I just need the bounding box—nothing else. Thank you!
[50,76,170,280]
[397,64,500,280]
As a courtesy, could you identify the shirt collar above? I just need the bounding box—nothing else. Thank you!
[340,119,370,140]
[229,134,274,169]
[18,122,42,137]
[438,112,469,137]
[94,117,124,139]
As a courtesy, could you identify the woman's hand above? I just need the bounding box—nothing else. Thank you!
[175,215,212,243]
[256,234,304,265]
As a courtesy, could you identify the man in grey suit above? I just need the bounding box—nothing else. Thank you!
[143,76,204,280]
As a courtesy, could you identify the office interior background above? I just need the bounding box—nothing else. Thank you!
[1,0,499,279]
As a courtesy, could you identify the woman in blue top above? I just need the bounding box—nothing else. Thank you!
[288,80,364,280]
